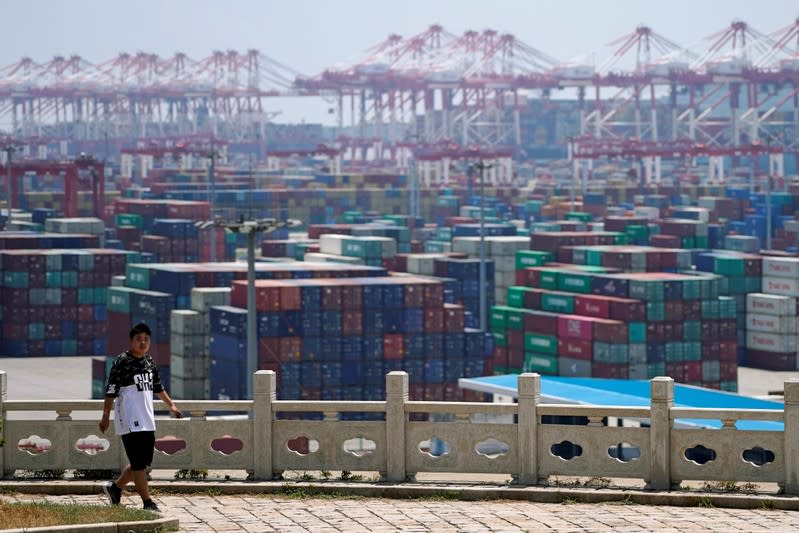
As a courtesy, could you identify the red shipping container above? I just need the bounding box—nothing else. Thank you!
[443,304,465,332]
[684,361,702,382]
[718,341,737,362]
[591,362,629,379]
[408,384,425,401]
[279,337,302,362]
[231,280,280,312]
[506,330,524,350]
[383,334,404,360]
[404,284,425,308]
[575,295,611,319]
[423,308,445,333]
[665,362,685,382]
[745,349,795,371]
[258,337,281,364]
[523,289,542,310]
[279,286,301,311]
[423,284,445,308]
[3,323,25,340]
[29,272,45,288]
[664,301,683,322]
[609,299,646,322]
[557,315,594,341]
[342,311,363,336]
[492,346,508,368]
[340,285,362,309]
[523,311,558,335]
[719,362,737,380]
[557,338,592,360]
[662,322,683,342]
[719,319,737,341]
[593,319,628,343]
[507,346,524,369]
[683,300,702,320]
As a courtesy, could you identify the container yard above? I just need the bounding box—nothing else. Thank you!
[2,15,799,412]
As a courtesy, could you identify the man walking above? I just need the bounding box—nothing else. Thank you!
[99,322,182,512]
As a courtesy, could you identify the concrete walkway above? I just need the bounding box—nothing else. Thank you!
[2,482,799,532]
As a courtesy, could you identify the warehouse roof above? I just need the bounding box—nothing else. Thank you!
[458,375,784,431]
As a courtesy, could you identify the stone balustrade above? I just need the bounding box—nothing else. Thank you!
[1,370,797,493]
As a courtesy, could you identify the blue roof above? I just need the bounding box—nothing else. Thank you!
[458,375,784,431]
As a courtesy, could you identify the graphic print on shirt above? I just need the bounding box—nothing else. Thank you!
[104,352,164,435]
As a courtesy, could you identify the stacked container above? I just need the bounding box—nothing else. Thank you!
[745,256,799,370]
[451,236,529,305]
[494,268,738,390]
[208,276,491,402]
[0,249,132,356]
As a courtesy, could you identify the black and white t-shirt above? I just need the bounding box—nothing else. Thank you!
[104,351,164,435]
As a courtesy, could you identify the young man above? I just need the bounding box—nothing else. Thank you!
[99,322,182,512]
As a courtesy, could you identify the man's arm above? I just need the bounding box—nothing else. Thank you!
[157,390,183,418]
[99,397,114,433]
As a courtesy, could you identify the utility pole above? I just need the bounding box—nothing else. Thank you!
[472,159,493,333]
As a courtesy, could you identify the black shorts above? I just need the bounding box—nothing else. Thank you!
[120,431,155,471]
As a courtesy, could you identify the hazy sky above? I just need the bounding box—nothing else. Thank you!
[2,0,796,124]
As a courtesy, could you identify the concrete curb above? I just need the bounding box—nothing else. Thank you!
[1,516,178,533]
[1,480,797,511]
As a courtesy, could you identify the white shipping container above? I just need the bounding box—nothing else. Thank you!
[452,237,481,256]
[746,330,798,353]
[170,349,209,377]
[763,257,799,279]
[746,293,796,316]
[746,312,798,334]
[190,287,231,313]
[633,206,660,220]
[762,276,799,297]
[489,236,529,256]
[303,252,362,265]
[319,234,347,256]
[170,310,205,335]
[170,334,209,359]
[406,254,442,276]
[169,376,209,400]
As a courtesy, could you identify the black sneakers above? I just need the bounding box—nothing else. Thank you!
[103,482,122,505]
[143,500,161,513]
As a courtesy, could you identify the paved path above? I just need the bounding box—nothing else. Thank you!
[3,491,799,532]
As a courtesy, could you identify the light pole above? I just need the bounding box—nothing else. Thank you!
[221,217,301,399]
[471,159,493,332]
[2,144,18,219]
[206,148,221,262]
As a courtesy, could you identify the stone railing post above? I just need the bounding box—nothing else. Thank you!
[516,373,539,485]
[783,380,799,494]
[648,376,674,490]
[385,371,408,482]
[0,371,5,478]
[253,370,275,480]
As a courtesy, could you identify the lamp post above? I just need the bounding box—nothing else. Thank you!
[471,159,493,333]
[206,148,221,262]
[2,144,18,219]
[221,217,301,399]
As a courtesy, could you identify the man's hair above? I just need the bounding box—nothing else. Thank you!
[129,322,152,339]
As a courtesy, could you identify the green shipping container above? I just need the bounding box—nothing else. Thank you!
[523,352,558,374]
[45,272,62,288]
[125,265,150,290]
[490,306,509,332]
[507,286,528,308]
[115,213,143,228]
[524,333,557,354]
[491,331,507,347]
[538,269,559,290]
[515,250,552,270]
[557,272,592,294]
[541,293,575,314]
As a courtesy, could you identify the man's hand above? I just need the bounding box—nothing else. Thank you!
[99,416,110,434]
[169,405,183,419]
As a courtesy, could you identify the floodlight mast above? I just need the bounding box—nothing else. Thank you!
[218,217,301,399]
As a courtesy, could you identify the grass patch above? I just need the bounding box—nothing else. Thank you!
[0,502,167,530]
[760,499,776,510]
[698,496,714,508]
